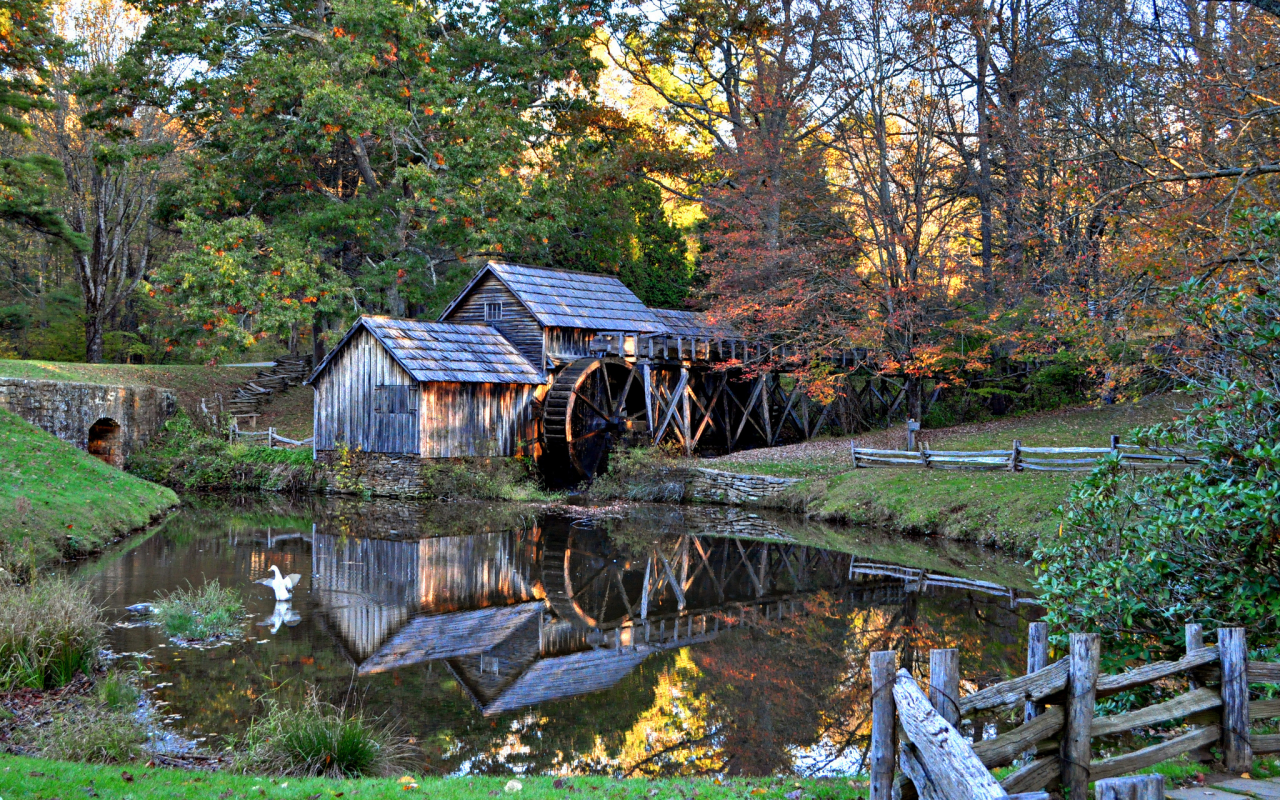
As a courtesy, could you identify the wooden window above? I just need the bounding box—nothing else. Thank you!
[484,301,504,322]
[373,385,417,414]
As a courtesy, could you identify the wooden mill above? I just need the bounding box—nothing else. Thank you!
[308,261,861,481]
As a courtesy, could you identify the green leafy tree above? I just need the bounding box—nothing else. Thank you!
[0,0,84,248]
[103,0,685,359]
[150,214,349,360]
[1034,211,1280,665]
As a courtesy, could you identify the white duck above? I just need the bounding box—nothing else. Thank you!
[256,565,302,600]
[257,600,302,634]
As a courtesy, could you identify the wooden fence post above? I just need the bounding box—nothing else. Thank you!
[870,650,898,800]
[1025,622,1049,723]
[1010,439,1022,472]
[1109,434,1120,453]
[1062,632,1100,800]
[1187,622,1212,763]
[1219,627,1252,772]
[930,648,960,726]
[851,440,860,469]
[1186,623,1204,690]
[1095,775,1164,800]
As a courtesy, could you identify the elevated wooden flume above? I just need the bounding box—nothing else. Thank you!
[870,623,1280,800]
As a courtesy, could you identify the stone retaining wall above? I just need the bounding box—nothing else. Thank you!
[314,450,426,497]
[315,450,803,509]
[686,467,803,505]
[0,378,176,467]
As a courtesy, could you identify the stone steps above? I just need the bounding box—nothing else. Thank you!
[226,356,313,417]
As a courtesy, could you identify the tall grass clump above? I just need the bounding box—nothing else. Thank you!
[235,693,411,778]
[154,579,243,641]
[0,577,104,690]
[27,707,148,763]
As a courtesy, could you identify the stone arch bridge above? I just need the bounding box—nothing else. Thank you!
[0,378,176,468]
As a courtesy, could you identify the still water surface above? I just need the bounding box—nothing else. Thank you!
[79,497,1039,777]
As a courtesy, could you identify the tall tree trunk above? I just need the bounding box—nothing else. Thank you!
[312,316,326,363]
[976,28,995,310]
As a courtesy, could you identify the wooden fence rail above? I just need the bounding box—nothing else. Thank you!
[851,436,1202,472]
[229,424,314,448]
[871,624,1271,800]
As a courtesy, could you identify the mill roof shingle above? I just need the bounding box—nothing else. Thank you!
[307,316,543,386]
[442,261,665,332]
[648,308,739,339]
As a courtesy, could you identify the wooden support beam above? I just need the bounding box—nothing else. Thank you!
[681,368,692,455]
[929,649,961,727]
[1062,633,1101,800]
[657,553,686,610]
[1220,627,1252,771]
[760,373,772,444]
[652,369,689,444]
[1026,622,1049,723]
[869,651,897,800]
[731,378,767,448]
[690,373,726,447]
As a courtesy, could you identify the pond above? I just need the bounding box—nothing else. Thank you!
[78,496,1041,778]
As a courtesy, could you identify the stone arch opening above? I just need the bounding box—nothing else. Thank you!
[88,417,124,468]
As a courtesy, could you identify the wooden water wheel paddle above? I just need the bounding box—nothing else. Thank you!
[541,357,646,480]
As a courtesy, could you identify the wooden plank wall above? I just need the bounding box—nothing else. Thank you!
[420,381,540,458]
[545,326,594,362]
[442,275,545,370]
[314,328,419,453]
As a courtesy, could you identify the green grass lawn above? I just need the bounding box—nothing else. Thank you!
[0,359,258,394]
[0,409,177,571]
[717,395,1190,552]
[0,754,865,800]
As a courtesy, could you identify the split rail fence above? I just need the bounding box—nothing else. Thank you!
[870,623,1279,800]
[229,424,313,449]
[852,436,1202,472]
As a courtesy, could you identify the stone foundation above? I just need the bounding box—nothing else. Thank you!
[314,450,428,497]
[0,378,176,466]
[686,467,803,505]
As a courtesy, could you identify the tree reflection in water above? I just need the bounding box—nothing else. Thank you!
[82,497,1036,778]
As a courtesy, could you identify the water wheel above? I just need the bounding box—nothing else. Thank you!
[541,357,646,480]
[541,527,642,630]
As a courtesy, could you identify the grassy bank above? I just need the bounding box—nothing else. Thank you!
[0,754,863,800]
[0,409,177,572]
[700,396,1186,553]
[127,412,317,492]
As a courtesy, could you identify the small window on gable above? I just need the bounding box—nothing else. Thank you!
[484,301,504,322]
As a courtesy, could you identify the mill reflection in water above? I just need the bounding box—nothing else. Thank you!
[312,516,1028,718]
[85,499,1039,777]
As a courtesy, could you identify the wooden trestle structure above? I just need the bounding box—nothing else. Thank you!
[577,330,919,459]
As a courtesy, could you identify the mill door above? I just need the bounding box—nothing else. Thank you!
[371,384,420,453]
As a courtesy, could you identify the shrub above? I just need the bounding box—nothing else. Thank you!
[126,411,315,492]
[28,706,148,763]
[0,577,104,690]
[1035,213,1280,668]
[234,693,411,778]
[589,444,688,502]
[154,579,244,641]
[417,457,552,502]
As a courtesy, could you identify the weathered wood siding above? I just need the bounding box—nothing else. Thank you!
[545,327,594,361]
[420,381,541,458]
[315,328,420,453]
[442,275,545,371]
